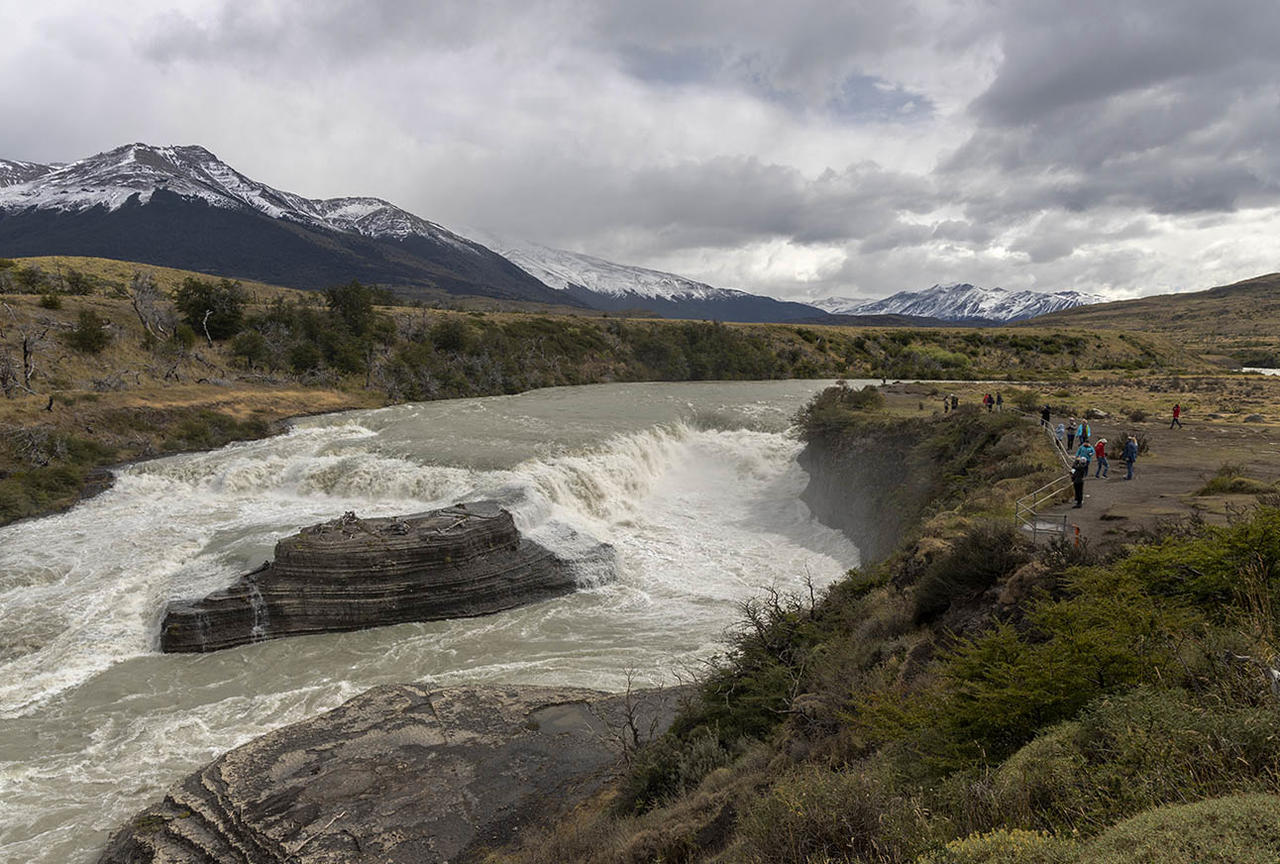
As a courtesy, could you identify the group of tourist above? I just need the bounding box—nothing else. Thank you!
[1041,403,1185,509]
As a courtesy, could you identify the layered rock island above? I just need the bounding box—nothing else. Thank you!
[160,501,583,653]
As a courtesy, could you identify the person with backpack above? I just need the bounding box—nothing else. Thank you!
[1041,404,1051,427]
[1066,416,1077,450]
[1171,403,1183,428]
[1123,436,1139,480]
[1071,443,1092,508]
[1094,438,1109,478]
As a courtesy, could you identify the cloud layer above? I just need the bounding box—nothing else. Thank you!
[1,0,1277,300]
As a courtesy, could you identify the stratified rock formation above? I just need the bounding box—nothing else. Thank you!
[96,684,684,864]
[160,502,581,653]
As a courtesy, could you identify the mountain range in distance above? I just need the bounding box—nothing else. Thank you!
[1,143,1102,324]
[814,283,1106,322]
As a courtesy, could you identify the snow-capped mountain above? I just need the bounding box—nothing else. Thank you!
[469,234,831,322]
[0,144,472,245]
[815,283,1104,322]
[0,144,565,303]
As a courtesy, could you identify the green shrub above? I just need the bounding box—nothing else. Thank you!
[989,689,1280,832]
[230,330,269,367]
[66,309,111,354]
[171,323,197,350]
[1080,794,1280,864]
[916,828,1076,864]
[912,521,1031,623]
[738,765,932,864]
[38,292,62,309]
[1196,464,1276,496]
[618,730,735,812]
[173,277,245,339]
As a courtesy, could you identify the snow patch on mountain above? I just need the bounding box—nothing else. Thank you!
[816,283,1105,321]
[0,159,55,188]
[467,234,745,301]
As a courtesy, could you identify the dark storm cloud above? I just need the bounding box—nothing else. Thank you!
[948,0,1280,222]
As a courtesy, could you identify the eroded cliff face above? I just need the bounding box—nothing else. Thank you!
[97,684,685,864]
[797,418,939,565]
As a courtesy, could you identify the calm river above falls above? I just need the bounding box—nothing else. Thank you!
[0,380,866,863]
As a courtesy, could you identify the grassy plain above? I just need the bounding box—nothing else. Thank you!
[1019,272,1280,366]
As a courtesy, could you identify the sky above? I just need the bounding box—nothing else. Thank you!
[1,0,1278,302]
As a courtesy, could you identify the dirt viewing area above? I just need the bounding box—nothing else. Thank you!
[880,377,1280,550]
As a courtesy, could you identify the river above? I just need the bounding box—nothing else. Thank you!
[0,380,864,863]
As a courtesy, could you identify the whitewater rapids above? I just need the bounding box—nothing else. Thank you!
[0,380,863,864]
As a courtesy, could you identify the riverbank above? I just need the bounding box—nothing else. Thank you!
[0,272,1212,527]
[479,385,1280,863]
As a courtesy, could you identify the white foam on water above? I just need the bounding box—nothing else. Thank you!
[0,381,860,864]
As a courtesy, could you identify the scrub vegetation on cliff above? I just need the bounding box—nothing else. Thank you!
[483,386,1280,864]
[0,256,1203,526]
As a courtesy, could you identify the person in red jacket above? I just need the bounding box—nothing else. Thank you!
[1171,403,1183,428]
[1094,438,1109,478]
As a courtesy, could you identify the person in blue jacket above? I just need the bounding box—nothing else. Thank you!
[1123,435,1139,480]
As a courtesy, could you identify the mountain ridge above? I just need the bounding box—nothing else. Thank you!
[0,144,569,304]
[816,282,1105,322]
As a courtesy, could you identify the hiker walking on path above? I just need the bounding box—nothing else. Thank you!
[1123,435,1139,480]
[1171,403,1183,428]
[1055,422,1066,447]
[996,392,1003,411]
[984,393,994,412]
[1094,439,1109,478]
[1071,443,1092,508]
[1067,417,1077,450]
[1080,420,1091,445]
[1041,404,1051,427]
[951,394,958,411]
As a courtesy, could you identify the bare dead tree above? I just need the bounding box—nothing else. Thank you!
[201,309,214,346]
[1,301,49,394]
[128,271,174,341]
[0,351,18,398]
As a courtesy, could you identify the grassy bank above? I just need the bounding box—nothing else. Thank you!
[481,386,1280,864]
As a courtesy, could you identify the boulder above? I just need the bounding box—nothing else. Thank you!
[160,502,588,653]
[96,684,685,864]
[1244,414,1266,423]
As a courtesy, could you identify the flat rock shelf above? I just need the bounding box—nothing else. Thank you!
[159,502,583,653]
[95,684,686,864]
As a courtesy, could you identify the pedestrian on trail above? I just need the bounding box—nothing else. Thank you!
[1094,438,1109,478]
[1171,403,1183,429]
[984,393,994,412]
[996,392,1003,411]
[1055,422,1066,446]
[1071,445,1092,508]
[1123,435,1139,480]
[1067,417,1077,450]
[951,394,958,411]
[1077,420,1089,445]
[1041,404,1051,427]
[943,396,949,413]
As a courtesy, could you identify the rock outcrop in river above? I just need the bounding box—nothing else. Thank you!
[96,683,685,864]
[160,502,582,653]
